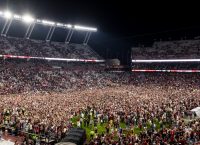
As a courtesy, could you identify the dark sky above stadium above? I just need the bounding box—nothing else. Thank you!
[0,0,200,64]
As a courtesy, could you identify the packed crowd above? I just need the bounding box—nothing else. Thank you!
[0,36,101,59]
[77,87,200,144]
[1,26,200,145]
[0,59,200,144]
[132,39,200,59]
[0,60,109,95]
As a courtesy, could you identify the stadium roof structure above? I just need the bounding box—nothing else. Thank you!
[0,10,97,45]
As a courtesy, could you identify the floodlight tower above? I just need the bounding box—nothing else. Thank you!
[65,24,73,44]
[83,32,89,45]
[26,22,35,39]
[1,19,8,36]
[1,11,13,36]
[25,22,35,39]
[46,26,53,41]
[74,25,97,45]
[83,32,92,45]
[22,15,35,39]
[42,20,55,42]
[46,26,56,42]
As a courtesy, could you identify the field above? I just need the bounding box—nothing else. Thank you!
[71,115,171,141]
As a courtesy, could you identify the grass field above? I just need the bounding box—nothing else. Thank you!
[71,116,171,141]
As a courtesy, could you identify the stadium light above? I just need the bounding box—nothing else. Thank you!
[36,19,42,23]
[74,25,97,32]
[22,15,34,23]
[65,24,72,28]
[14,14,22,19]
[42,20,55,25]
[4,11,12,19]
[56,23,64,27]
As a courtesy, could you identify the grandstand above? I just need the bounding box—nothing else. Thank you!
[132,39,200,59]
[0,10,104,64]
[0,36,102,59]
[132,39,200,72]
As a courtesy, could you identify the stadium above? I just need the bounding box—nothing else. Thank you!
[0,1,200,145]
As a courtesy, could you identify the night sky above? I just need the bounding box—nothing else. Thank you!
[0,0,200,64]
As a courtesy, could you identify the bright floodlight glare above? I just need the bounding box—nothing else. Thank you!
[65,24,72,28]
[0,11,3,15]
[36,19,42,23]
[56,23,64,27]
[22,15,34,23]
[4,11,12,19]
[42,20,55,25]
[14,14,22,19]
[74,25,97,32]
